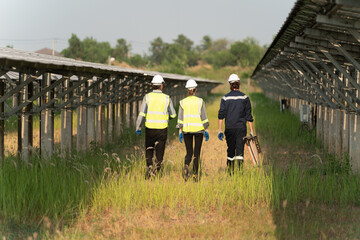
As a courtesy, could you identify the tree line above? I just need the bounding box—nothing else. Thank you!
[61,33,267,74]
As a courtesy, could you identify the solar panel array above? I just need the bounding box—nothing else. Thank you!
[252,0,360,172]
[252,0,360,113]
[0,46,221,160]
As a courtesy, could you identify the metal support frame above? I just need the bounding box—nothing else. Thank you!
[301,55,348,109]
[40,73,54,159]
[61,78,73,156]
[290,61,335,107]
[318,46,360,94]
[77,76,88,153]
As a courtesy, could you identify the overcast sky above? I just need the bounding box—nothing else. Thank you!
[0,0,296,55]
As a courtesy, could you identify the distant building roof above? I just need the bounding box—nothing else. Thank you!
[35,47,61,56]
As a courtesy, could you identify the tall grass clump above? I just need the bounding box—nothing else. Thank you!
[249,92,360,209]
[270,164,360,208]
[250,92,305,147]
[91,160,272,214]
[0,148,125,225]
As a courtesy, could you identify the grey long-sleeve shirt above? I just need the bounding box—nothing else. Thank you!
[136,90,176,131]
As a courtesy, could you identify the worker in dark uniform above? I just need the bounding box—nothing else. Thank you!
[217,73,254,175]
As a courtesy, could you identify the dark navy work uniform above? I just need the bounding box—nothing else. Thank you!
[218,90,253,172]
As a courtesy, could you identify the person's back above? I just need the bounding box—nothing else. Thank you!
[180,95,205,133]
[145,91,170,129]
[218,90,252,130]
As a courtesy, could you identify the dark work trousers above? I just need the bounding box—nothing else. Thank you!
[225,128,247,174]
[145,128,168,171]
[184,133,203,174]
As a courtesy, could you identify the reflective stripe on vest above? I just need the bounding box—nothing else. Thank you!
[145,92,170,129]
[180,96,204,132]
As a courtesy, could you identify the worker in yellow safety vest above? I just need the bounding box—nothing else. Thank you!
[136,74,177,179]
[177,79,209,182]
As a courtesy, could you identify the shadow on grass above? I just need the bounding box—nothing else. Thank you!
[250,92,360,239]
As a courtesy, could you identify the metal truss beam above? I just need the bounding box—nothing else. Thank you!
[327,35,360,71]
[1,77,67,119]
[300,55,347,109]
[290,61,336,107]
[347,29,360,44]
[304,28,360,46]
[282,63,321,104]
[273,71,300,98]
[316,14,360,29]
[335,0,360,8]
[295,36,360,55]
[318,46,360,94]
[289,42,348,61]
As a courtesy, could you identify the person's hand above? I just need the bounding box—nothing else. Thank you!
[218,130,224,141]
[250,132,254,139]
[179,132,183,143]
[136,130,141,136]
[204,130,209,142]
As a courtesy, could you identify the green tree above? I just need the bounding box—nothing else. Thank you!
[200,35,212,52]
[113,38,131,61]
[62,33,83,60]
[211,50,236,68]
[81,37,112,63]
[173,34,193,52]
[209,38,228,52]
[128,54,148,67]
[230,37,265,67]
[149,37,167,65]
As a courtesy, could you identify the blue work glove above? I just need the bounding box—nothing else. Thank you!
[136,130,141,136]
[218,130,224,141]
[179,132,183,143]
[204,130,209,142]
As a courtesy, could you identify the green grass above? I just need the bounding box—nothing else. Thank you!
[1,87,360,239]
[91,161,272,214]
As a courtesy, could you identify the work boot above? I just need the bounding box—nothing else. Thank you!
[183,164,190,181]
[145,165,154,180]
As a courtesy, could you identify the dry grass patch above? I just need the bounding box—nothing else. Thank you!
[57,206,276,240]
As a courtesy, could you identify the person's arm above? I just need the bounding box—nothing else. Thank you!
[248,121,254,135]
[218,98,226,132]
[168,98,176,119]
[176,102,184,130]
[245,98,254,135]
[136,96,147,131]
[218,119,223,132]
[217,98,226,140]
[200,100,209,129]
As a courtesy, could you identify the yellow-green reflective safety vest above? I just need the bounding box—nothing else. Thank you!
[145,92,170,129]
[180,96,205,132]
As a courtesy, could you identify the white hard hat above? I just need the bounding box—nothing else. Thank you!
[228,73,240,83]
[185,79,198,89]
[151,74,164,85]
